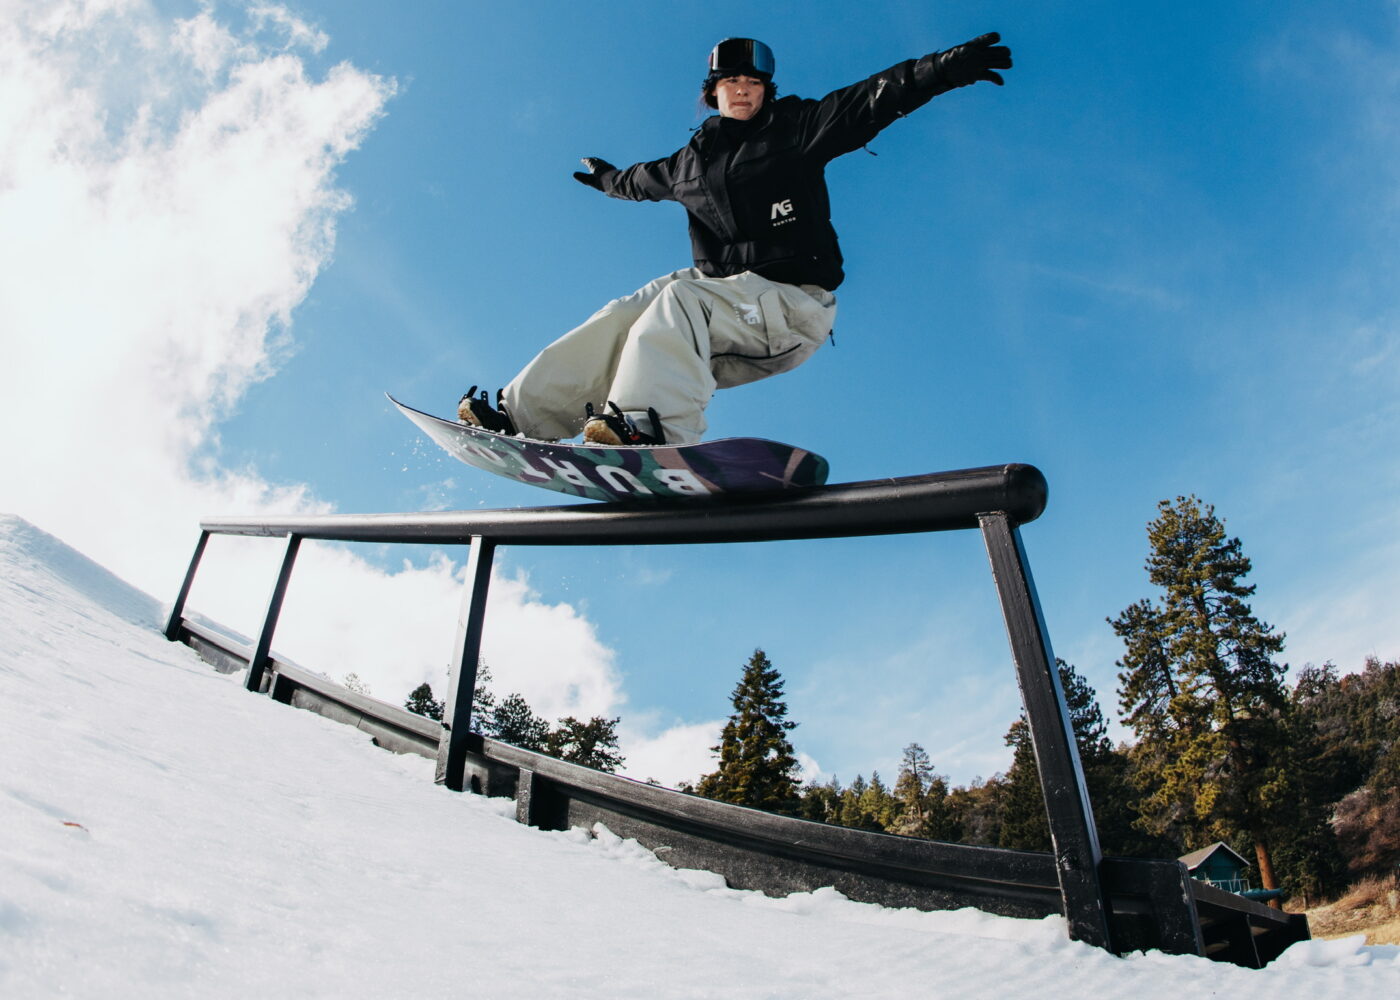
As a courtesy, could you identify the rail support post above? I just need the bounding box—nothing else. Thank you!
[437,536,495,791]
[164,530,210,641]
[247,533,301,694]
[979,511,1113,951]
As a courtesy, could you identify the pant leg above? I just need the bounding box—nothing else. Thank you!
[604,277,717,443]
[608,271,837,444]
[501,268,699,440]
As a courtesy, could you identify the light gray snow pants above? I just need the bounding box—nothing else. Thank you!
[501,268,837,444]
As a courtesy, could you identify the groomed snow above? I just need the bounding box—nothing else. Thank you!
[1,513,1395,998]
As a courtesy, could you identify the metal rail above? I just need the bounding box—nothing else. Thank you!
[196,463,1048,546]
[170,607,1309,967]
[161,462,1288,957]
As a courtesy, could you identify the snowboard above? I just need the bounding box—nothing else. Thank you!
[390,395,828,502]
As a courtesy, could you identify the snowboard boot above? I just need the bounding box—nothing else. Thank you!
[582,402,666,446]
[457,386,518,436]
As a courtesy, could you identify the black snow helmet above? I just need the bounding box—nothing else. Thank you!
[702,37,776,108]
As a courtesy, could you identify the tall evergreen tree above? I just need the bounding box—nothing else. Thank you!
[696,649,802,815]
[1293,658,1400,798]
[890,743,958,840]
[545,716,625,772]
[997,660,1159,856]
[946,776,1005,847]
[342,672,371,695]
[404,682,445,721]
[798,777,843,825]
[891,743,935,836]
[469,659,497,735]
[407,660,497,732]
[924,773,959,842]
[462,664,628,774]
[488,692,550,751]
[837,774,884,831]
[858,771,897,831]
[1291,658,1399,886]
[998,717,1051,851]
[1111,496,1293,887]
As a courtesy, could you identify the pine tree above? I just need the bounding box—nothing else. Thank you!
[858,771,897,830]
[1290,659,1399,887]
[996,660,1155,856]
[891,743,957,839]
[891,743,935,836]
[422,659,500,734]
[404,682,445,721]
[469,659,497,735]
[946,776,1006,846]
[837,774,883,830]
[798,777,843,825]
[342,672,371,695]
[488,692,550,751]
[1111,496,1293,888]
[924,773,959,842]
[1294,658,1400,798]
[998,718,1051,851]
[696,649,802,815]
[545,716,625,772]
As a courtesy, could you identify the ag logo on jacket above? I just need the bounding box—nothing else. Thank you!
[770,198,797,226]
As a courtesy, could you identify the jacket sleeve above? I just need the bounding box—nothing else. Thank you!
[598,151,681,203]
[796,53,964,162]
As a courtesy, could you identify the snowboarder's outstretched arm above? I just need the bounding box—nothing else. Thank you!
[920,32,1012,89]
[572,153,678,203]
[566,33,1013,198]
[572,157,617,190]
[796,32,1013,161]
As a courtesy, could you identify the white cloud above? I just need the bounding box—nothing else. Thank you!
[795,751,826,785]
[0,2,632,738]
[199,544,624,723]
[0,2,367,570]
[249,4,329,54]
[618,718,723,788]
[173,10,250,79]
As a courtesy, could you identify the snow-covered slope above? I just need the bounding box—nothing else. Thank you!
[0,513,1394,998]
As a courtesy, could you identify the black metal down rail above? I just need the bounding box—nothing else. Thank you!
[164,464,1308,968]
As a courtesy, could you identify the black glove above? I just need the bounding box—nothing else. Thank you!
[572,157,618,191]
[929,32,1012,87]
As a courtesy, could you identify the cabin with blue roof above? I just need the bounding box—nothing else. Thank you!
[1180,842,1253,893]
[1179,842,1285,903]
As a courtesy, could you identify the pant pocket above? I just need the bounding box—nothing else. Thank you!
[712,287,827,388]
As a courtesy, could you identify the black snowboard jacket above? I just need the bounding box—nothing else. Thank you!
[593,53,968,291]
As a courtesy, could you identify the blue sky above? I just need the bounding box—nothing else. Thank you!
[5,0,1399,788]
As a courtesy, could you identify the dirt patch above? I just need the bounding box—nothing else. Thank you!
[1302,876,1400,945]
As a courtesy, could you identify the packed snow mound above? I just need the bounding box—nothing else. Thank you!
[0,513,164,629]
[1,516,1396,998]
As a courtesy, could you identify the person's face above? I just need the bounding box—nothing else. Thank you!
[714,75,765,120]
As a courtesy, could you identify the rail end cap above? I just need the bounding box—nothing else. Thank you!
[1004,463,1048,524]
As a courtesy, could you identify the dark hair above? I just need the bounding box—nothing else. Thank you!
[700,74,778,110]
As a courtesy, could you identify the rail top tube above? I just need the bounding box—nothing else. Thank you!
[199,464,1047,547]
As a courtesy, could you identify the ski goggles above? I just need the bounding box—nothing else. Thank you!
[708,38,775,78]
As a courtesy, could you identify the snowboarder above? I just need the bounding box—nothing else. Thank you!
[459,33,1012,446]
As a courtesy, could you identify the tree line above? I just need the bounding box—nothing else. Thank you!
[685,497,1399,904]
[404,662,624,773]
[401,494,1396,903]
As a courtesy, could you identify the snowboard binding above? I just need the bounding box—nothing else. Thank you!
[457,386,518,436]
[583,401,666,446]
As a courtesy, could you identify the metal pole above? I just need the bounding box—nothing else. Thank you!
[979,512,1112,951]
[164,530,210,641]
[247,534,302,693]
[437,536,495,791]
